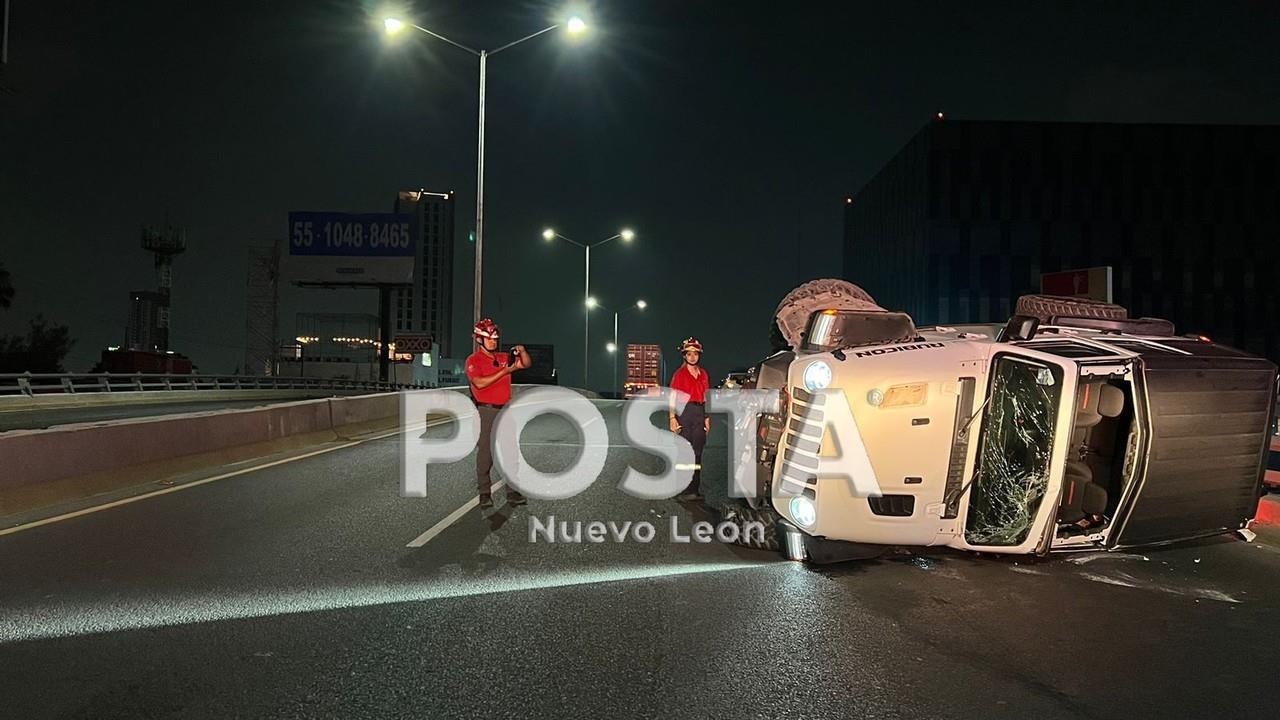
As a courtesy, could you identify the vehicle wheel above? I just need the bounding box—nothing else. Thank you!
[1015,294,1127,323]
[720,503,780,552]
[772,278,883,350]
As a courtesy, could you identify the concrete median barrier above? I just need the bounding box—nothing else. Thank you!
[0,398,343,518]
[0,386,598,520]
[328,393,400,432]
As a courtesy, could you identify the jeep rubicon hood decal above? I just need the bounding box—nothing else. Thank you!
[852,342,945,358]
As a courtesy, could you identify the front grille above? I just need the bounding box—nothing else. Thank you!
[777,386,824,494]
[943,377,977,518]
[868,495,915,517]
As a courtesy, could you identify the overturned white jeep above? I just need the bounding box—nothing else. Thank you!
[746,279,1279,562]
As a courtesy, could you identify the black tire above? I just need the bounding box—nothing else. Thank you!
[1015,294,1127,323]
[720,503,780,551]
[772,279,882,350]
[768,320,790,352]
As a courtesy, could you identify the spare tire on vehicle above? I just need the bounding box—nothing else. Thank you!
[1015,294,1127,323]
[771,279,887,351]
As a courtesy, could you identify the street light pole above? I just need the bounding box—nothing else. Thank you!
[605,299,645,397]
[542,228,635,390]
[382,17,587,327]
[474,50,487,328]
[584,243,591,387]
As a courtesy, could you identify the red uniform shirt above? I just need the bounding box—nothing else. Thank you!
[670,364,709,403]
[466,349,512,405]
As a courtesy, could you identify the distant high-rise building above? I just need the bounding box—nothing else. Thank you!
[844,119,1280,362]
[393,189,455,357]
[243,243,280,376]
[125,290,167,352]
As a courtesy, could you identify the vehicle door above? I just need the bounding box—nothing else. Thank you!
[947,349,1078,554]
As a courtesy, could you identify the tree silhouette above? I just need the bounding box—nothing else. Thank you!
[0,316,76,373]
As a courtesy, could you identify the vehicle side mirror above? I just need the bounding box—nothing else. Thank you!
[999,314,1040,342]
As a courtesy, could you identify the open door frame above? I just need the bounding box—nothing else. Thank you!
[948,349,1079,555]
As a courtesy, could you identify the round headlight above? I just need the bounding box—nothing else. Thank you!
[790,496,817,528]
[802,361,832,392]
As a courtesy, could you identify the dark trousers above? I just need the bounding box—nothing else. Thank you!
[476,404,519,497]
[678,402,707,494]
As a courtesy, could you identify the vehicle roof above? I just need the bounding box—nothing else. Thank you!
[1026,326,1260,361]
[915,323,1261,362]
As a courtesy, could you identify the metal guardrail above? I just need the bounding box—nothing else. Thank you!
[0,373,428,398]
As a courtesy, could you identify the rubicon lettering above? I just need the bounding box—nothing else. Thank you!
[852,342,945,358]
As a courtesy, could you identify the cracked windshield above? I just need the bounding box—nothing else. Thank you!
[965,357,1062,546]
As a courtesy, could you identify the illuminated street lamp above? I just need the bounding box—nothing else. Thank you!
[382,15,588,327]
[609,299,647,395]
[542,228,637,388]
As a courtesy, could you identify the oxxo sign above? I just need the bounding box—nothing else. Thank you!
[394,334,433,354]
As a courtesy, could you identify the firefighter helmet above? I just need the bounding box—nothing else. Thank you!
[679,337,703,353]
[473,318,500,340]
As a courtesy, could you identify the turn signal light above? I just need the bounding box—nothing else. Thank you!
[879,382,929,409]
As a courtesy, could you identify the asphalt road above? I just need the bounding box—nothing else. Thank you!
[1,398,1278,718]
[0,399,301,432]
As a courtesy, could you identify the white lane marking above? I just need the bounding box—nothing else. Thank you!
[2,396,613,540]
[402,408,634,547]
[0,419,446,539]
[405,480,507,548]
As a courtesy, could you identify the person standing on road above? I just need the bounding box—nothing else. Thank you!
[669,337,711,502]
[466,318,530,509]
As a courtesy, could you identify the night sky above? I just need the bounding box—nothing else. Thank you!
[3,0,1279,389]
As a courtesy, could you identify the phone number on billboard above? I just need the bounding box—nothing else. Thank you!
[291,220,412,249]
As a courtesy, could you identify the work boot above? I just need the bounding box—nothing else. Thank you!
[478,494,495,510]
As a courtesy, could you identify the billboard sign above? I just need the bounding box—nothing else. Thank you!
[284,211,417,285]
[1041,266,1112,302]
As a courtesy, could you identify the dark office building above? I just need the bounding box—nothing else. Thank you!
[843,119,1280,362]
[125,290,168,353]
[393,189,455,357]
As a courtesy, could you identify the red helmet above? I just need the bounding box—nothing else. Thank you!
[680,337,703,353]
[473,318,500,340]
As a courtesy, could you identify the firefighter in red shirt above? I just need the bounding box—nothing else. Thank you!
[669,337,711,502]
[465,318,530,509]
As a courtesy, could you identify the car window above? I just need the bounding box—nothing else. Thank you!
[1024,340,1117,358]
[1101,338,1181,355]
[965,356,1063,546]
